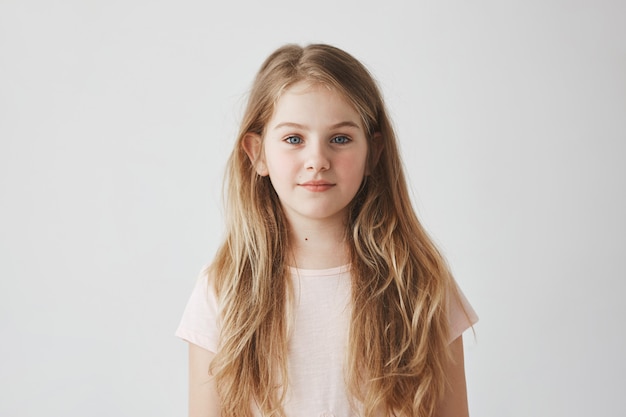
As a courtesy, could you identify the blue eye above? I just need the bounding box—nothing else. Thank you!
[285,136,302,144]
[331,135,351,144]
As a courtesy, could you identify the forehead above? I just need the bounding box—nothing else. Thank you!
[268,81,364,130]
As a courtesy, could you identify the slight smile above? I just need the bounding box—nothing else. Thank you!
[299,180,335,192]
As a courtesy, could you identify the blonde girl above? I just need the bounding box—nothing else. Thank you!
[176,43,478,417]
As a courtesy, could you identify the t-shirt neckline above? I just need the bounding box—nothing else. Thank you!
[288,264,351,277]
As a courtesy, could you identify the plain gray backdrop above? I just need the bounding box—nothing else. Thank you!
[1,0,624,416]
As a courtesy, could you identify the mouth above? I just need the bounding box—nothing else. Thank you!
[299,180,335,192]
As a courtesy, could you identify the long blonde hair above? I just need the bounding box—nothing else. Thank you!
[209,44,459,417]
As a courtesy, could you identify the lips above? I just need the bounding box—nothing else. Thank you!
[299,180,335,192]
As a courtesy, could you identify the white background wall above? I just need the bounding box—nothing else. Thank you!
[1,0,624,416]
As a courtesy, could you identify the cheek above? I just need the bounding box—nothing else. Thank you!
[265,149,297,178]
[336,151,368,176]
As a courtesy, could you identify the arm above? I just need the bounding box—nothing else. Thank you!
[188,342,221,417]
[434,335,470,417]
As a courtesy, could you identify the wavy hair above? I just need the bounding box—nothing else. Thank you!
[209,43,460,417]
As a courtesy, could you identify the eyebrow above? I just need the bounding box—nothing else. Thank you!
[272,121,361,130]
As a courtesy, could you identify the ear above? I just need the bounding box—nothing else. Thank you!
[366,132,384,174]
[242,133,269,176]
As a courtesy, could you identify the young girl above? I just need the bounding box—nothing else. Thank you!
[176,43,478,417]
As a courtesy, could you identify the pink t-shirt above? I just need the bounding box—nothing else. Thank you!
[176,265,478,416]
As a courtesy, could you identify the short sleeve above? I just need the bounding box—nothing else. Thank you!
[175,269,220,353]
[447,282,479,343]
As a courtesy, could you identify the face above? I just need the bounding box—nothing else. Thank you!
[245,82,370,227]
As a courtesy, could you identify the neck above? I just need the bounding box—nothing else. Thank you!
[287,216,350,270]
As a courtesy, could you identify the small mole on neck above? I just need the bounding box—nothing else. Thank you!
[304,238,308,241]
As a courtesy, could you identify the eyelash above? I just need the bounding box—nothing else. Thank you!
[284,135,352,145]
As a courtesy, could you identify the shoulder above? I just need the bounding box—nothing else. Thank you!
[175,265,221,352]
[447,280,479,344]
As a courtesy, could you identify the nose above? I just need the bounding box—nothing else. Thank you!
[305,142,330,172]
